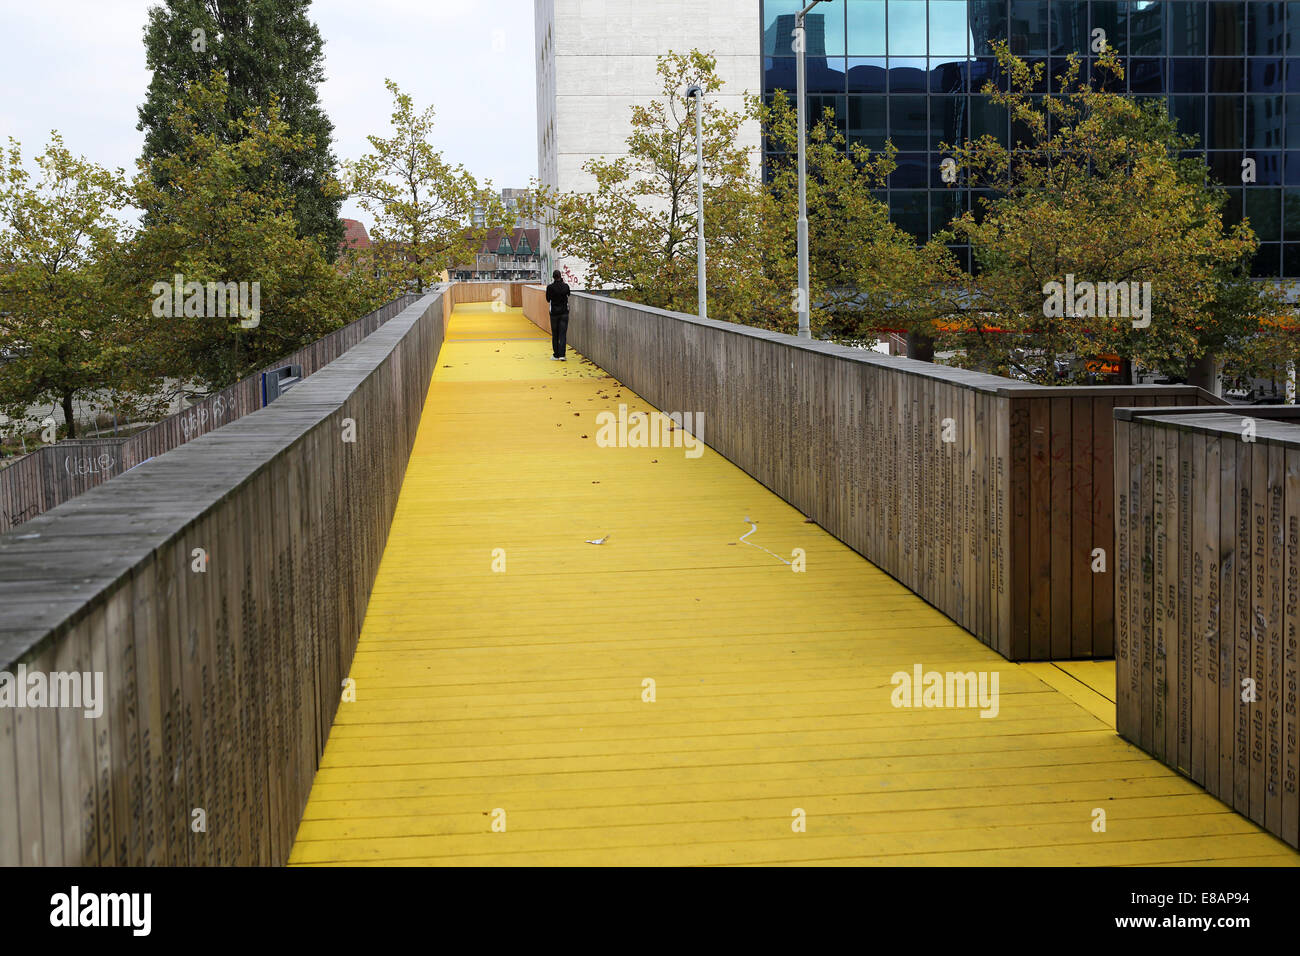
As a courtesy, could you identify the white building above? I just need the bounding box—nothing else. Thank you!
[534,0,762,281]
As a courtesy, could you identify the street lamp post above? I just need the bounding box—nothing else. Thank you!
[686,84,707,321]
[794,0,833,339]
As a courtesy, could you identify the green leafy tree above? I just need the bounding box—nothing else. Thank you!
[137,0,344,256]
[533,51,771,322]
[755,91,962,341]
[130,74,354,389]
[346,80,505,296]
[938,44,1274,385]
[0,135,153,439]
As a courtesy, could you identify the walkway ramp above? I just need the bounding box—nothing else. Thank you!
[289,304,1300,866]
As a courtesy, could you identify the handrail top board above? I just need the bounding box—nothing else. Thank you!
[1115,407,1300,446]
[567,291,1225,403]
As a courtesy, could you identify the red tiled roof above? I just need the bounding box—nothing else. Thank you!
[341,218,371,250]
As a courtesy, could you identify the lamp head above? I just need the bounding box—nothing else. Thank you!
[685,84,704,99]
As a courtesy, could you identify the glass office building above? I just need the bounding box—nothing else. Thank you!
[760,0,1299,278]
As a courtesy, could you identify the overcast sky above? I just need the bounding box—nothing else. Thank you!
[0,0,538,226]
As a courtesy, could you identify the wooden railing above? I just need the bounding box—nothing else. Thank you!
[1114,406,1300,849]
[0,293,422,535]
[0,289,448,865]
[537,291,1223,661]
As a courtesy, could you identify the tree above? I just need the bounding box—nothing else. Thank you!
[137,0,344,256]
[533,51,771,322]
[346,80,504,297]
[130,74,355,389]
[755,91,962,341]
[938,44,1274,385]
[0,135,153,439]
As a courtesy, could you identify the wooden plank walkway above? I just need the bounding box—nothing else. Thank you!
[288,304,1300,866]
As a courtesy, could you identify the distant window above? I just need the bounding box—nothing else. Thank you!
[497,235,513,254]
[515,234,532,255]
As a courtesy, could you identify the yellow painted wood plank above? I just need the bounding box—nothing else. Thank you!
[288,304,1300,867]
[1020,662,1117,729]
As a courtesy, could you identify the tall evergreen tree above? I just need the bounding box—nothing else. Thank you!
[136,0,344,257]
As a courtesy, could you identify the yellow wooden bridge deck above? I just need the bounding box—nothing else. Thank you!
[289,304,1300,866]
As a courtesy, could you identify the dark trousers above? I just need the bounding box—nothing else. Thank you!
[551,312,569,357]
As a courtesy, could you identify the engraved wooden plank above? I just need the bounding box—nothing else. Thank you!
[1152,422,1169,763]
[995,394,1010,656]
[248,464,273,865]
[1235,436,1253,816]
[1285,444,1300,847]
[1139,418,1155,755]
[88,603,115,866]
[1177,427,1192,775]
[1029,399,1052,659]
[1093,396,1116,657]
[1203,431,1220,794]
[1050,397,1072,658]
[1009,397,1032,660]
[1070,397,1092,656]
[31,643,64,866]
[1191,430,1208,787]
[104,581,141,865]
[1267,441,1284,836]
[1250,439,1268,825]
[160,538,191,866]
[0,708,17,865]
[220,478,250,866]
[186,508,217,864]
[1221,427,1239,803]
[1165,422,1180,768]
[12,692,44,865]
[129,555,166,866]
[1115,416,1133,741]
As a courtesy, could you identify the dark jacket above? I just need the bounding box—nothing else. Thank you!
[546,280,571,316]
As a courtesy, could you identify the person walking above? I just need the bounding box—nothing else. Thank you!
[546,269,571,361]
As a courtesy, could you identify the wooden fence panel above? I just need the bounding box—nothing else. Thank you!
[1115,407,1300,848]
[0,289,446,865]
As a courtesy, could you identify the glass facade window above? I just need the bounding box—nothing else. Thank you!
[1051,0,1089,55]
[848,58,888,92]
[760,0,1300,277]
[849,95,889,148]
[890,0,930,54]
[1010,0,1050,54]
[848,0,888,55]
[1090,1,1127,55]
[1131,2,1165,56]
[930,1,971,54]
[1208,2,1245,56]
[1249,2,1286,55]
[890,57,930,91]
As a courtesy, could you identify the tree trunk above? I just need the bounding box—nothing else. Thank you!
[906,330,935,363]
[62,391,76,440]
[1185,353,1221,397]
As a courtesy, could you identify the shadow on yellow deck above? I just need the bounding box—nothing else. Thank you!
[288,304,1300,867]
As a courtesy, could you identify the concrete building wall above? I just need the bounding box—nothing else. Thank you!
[535,0,762,282]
